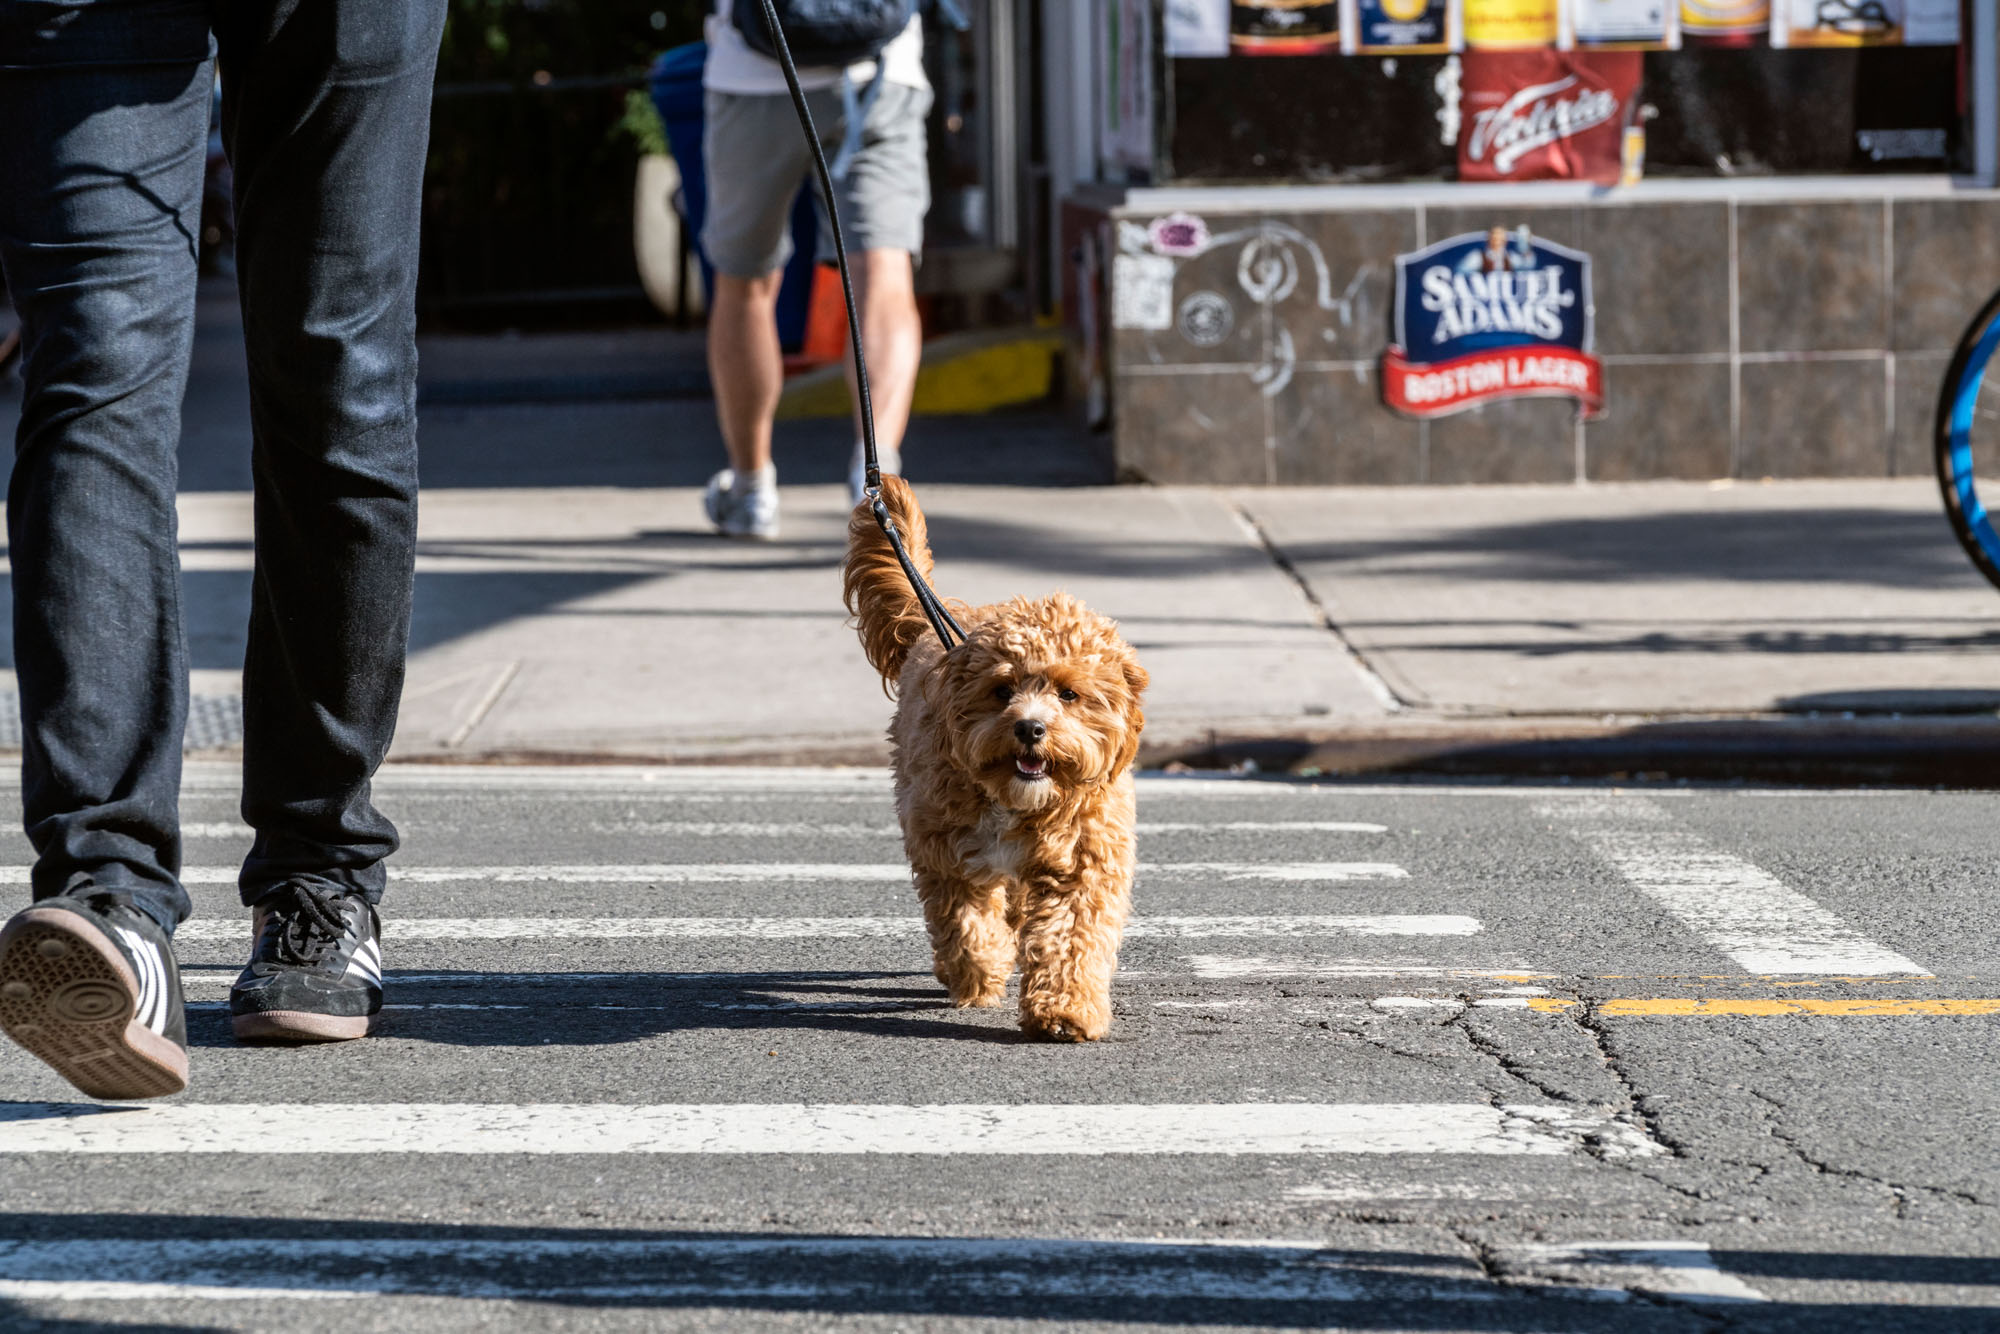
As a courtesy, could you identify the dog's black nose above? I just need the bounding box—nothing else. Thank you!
[1014,718,1046,744]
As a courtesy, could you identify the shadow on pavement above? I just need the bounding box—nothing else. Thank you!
[0,1213,1994,1328]
[184,970,1027,1048]
[1274,506,1993,592]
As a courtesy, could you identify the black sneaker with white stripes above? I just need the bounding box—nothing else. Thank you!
[229,883,383,1042]
[0,891,190,1099]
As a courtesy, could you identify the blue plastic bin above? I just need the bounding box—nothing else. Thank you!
[649,41,820,352]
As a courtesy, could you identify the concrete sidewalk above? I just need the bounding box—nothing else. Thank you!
[171,475,2000,781]
[4,286,1999,780]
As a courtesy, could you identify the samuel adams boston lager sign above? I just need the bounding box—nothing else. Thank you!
[1381,226,1605,419]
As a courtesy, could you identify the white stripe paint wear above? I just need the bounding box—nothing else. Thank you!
[0,1102,1661,1157]
[586,821,1390,837]
[171,915,1477,943]
[1539,798,1925,975]
[1186,957,1546,980]
[1493,1241,1768,1304]
[0,1236,1538,1306]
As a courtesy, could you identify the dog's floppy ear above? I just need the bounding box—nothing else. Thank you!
[1122,655,1149,698]
[1105,646,1146,778]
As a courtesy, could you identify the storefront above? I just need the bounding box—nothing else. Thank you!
[1050,0,2000,484]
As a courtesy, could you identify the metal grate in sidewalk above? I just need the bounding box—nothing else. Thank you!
[0,692,245,750]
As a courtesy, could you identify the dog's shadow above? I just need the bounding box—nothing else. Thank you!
[193,970,1035,1048]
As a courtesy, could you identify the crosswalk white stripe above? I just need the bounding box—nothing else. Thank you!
[0,1102,1660,1156]
[0,1280,364,1303]
[1539,798,1926,975]
[171,915,1478,942]
[1187,957,1546,980]
[582,821,1391,837]
[180,821,254,838]
[0,1236,1560,1305]
[38,862,1407,887]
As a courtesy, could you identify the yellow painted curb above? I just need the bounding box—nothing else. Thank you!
[777,327,1062,421]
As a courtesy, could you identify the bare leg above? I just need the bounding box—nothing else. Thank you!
[914,867,1013,1008]
[707,269,786,476]
[1016,870,1131,1042]
[845,248,922,456]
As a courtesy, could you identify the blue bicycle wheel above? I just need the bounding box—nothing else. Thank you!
[1935,288,2000,591]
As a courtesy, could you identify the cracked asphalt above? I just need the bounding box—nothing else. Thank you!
[1,767,1996,1331]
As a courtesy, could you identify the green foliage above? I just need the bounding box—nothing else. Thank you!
[617,88,671,158]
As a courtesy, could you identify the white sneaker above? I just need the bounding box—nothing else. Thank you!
[848,441,902,505]
[703,468,779,540]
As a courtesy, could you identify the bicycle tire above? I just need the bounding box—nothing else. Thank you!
[1934,284,2000,593]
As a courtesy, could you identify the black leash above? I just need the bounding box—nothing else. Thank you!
[752,0,966,651]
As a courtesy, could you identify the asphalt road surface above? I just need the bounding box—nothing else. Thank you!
[2,765,1997,1332]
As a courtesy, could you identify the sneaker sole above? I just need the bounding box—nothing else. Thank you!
[231,1009,371,1042]
[0,906,189,1100]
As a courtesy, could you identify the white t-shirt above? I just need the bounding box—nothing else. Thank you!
[704,0,929,95]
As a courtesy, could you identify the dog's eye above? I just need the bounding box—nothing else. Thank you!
[1058,688,1078,702]
[992,684,1012,702]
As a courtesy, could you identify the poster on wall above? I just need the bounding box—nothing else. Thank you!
[1382,227,1606,418]
[1770,0,1960,45]
[1230,1,1345,53]
[1098,0,1155,176]
[1351,0,1459,52]
[1564,0,1681,47]
[1462,0,1562,47]
[1678,0,1769,44]
[1166,0,1232,55]
[1459,51,1643,181]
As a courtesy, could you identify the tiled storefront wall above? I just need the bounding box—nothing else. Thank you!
[1104,193,2000,485]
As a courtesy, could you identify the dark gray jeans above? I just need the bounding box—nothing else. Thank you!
[0,0,445,932]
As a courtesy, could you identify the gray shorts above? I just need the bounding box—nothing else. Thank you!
[700,82,932,278]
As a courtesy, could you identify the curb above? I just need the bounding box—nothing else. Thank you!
[776,326,1062,420]
[1145,715,2000,787]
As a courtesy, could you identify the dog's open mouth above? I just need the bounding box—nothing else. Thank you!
[1014,754,1049,780]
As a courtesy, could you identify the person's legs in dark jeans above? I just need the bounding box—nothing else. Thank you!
[216,0,444,1043]
[0,6,215,934]
[0,1,215,1098]
[216,0,444,914]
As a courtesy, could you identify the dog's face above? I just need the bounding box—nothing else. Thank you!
[926,595,1148,812]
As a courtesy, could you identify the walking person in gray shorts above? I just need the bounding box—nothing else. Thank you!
[699,0,932,539]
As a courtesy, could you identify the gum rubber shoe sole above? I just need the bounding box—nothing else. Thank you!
[0,906,188,1100]
[231,1009,372,1042]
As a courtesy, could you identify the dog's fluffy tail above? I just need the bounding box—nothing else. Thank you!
[844,474,945,684]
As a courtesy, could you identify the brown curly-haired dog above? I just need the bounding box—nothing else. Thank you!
[844,477,1148,1042]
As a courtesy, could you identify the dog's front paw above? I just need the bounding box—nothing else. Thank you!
[935,962,1008,1009]
[1019,996,1111,1042]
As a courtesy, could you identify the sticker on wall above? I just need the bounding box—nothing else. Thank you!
[1166,0,1233,55]
[1770,0,1959,45]
[1178,291,1237,347]
[1111,254,1177,331]
[1459,51,1642,182]
[1381,227,1605,419]
[1148,212,1213,256]
[1564,0,1682,47]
